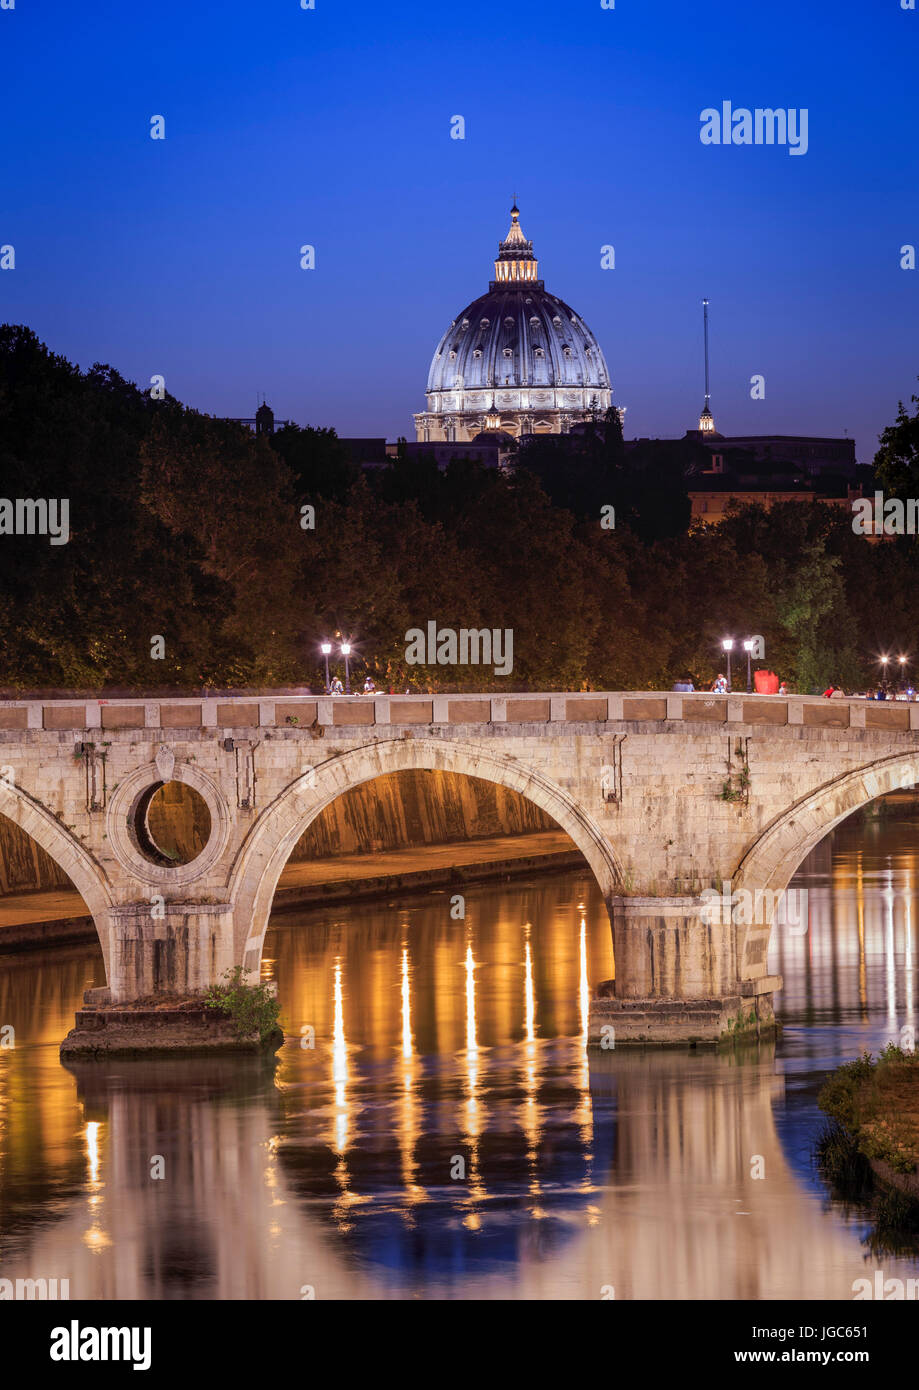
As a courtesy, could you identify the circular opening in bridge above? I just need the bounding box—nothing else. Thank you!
[133,780,211,867]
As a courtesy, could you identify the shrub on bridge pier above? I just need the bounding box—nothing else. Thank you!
[204,967,282,1044]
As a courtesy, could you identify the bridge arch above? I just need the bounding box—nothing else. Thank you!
[228,736,622,972]
[0,781,115,978]
[732,750,919,979]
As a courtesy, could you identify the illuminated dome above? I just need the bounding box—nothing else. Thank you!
[414,205,614,443]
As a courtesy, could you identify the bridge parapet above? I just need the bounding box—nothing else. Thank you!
[0,691,917,734]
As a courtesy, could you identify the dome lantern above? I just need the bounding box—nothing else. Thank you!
[492,203,541,287]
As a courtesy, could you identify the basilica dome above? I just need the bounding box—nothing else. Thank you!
[414,206,613,444]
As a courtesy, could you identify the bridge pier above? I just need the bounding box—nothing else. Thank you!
[105,902,236,1002]
[59,902,243,1056]
[588,895,780,1046]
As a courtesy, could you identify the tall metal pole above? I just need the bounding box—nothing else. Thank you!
[726,649,732,693]
[703,298,711,415]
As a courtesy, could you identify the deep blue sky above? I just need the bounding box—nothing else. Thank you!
[2,0,917,461]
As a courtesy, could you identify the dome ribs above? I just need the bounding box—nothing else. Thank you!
[416,206,613,443]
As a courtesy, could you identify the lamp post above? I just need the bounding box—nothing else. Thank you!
[341,643,352,695]
[320,642,332,693]
[743,638,755,694]
[721,638,734,693]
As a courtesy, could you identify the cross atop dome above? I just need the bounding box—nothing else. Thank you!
[494,203,539,285]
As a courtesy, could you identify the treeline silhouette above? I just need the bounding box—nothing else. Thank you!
[2,324,918,694]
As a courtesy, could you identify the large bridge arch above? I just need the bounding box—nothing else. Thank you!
[732,750,919,981]
[228,736,623,974]
[0,781,115,979]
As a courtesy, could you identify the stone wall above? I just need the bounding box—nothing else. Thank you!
[292,769,554,858]
[0,813,71,893]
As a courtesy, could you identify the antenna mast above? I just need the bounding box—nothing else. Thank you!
[699,298,715,433]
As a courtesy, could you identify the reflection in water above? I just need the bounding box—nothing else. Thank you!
[2,816,919,1297]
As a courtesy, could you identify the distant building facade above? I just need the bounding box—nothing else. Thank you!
[701,434,857,478]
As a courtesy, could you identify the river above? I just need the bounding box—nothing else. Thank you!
[2,812,919,1300]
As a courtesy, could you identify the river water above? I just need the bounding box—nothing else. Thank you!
[2,814,919,1301]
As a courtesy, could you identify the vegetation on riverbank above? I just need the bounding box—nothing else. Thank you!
[816,1046,919,1252]
[818,1045,919,1175]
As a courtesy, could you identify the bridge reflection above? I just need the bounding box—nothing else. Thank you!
[3,853,919,1298]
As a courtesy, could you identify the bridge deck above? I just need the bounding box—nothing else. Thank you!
[0,691,913,733]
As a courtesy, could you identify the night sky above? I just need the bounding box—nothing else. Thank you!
[2,0,917,460]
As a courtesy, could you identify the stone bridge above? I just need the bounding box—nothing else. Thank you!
[2,689,918,1045]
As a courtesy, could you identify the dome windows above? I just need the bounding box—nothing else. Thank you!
[552,315,562,326]
[502,347,513,359]
[449,350,457,360]
[529,316,541,328]
[472,348,483,359]
[480,318,490,328]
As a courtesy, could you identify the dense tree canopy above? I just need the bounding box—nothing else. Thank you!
[0,324,915,694]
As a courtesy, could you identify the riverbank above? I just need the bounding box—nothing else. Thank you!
[818,1045,919,1182]
[817,1047,919,1243]
[0,829,583,953]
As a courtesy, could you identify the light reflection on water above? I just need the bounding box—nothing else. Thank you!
[1,815,919,1298]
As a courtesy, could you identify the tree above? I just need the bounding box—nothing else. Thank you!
[874,384,919,498]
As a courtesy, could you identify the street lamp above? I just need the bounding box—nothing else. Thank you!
[721,638,734,693]
[340,643,352,695]
[320,642,332,693]
[900,655,914,699]
[743,638,755,694]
